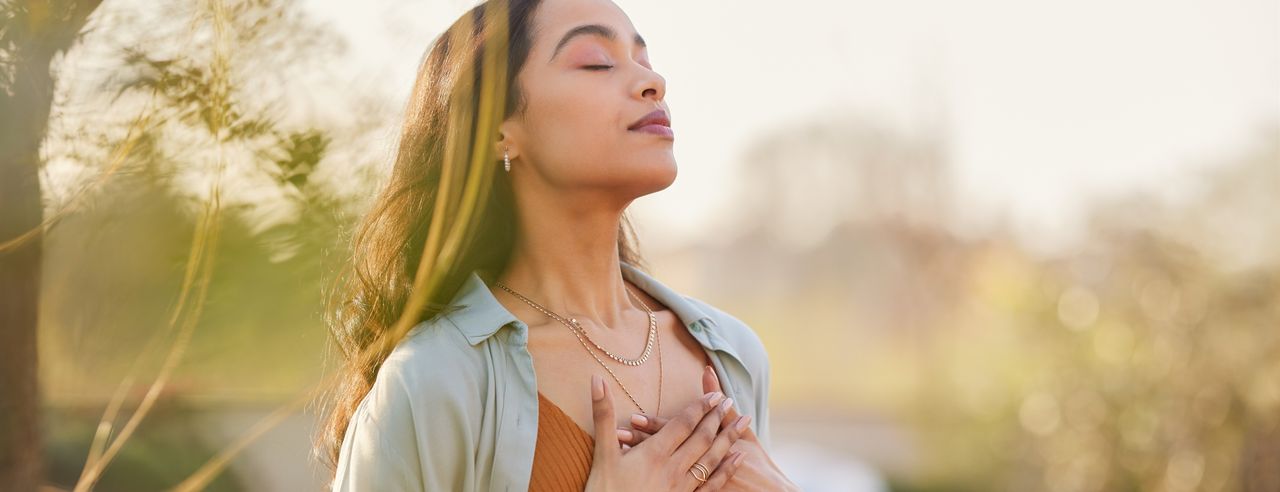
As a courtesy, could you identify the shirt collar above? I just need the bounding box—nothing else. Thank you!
[445,261,719,346]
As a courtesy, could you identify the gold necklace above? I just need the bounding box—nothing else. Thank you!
[497,282,657,366]
[495,281,663,415]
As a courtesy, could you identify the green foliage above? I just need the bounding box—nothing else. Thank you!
[43,402,247,491]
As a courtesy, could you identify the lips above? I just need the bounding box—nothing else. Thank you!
[628,109,670,131]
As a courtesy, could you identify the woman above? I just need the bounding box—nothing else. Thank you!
[314,0,799,490]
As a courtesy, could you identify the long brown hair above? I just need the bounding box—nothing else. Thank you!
[312,0,649,475]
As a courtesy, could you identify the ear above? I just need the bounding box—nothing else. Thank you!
[492,136,508,159]
[495,121,520,161]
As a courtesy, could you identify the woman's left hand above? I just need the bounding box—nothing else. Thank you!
[615,366,801,492]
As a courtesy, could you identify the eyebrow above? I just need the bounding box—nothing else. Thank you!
[549,24,646,62]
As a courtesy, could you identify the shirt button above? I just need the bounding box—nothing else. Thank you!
[690,323,701,332]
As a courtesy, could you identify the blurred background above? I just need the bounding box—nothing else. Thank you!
[3,0,1277,490]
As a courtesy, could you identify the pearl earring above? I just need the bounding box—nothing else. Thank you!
[503,150,511,172]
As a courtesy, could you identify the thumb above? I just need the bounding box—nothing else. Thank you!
[590,374,620,463]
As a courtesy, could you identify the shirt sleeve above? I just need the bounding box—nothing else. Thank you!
[331,356,474,491]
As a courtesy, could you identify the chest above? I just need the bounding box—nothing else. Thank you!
[527,309,714,439]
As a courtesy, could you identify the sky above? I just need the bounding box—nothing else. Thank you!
[304,0,1279,254]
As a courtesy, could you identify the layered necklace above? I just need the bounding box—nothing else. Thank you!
[495,280,662,415]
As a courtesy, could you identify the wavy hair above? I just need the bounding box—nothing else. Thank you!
[311,0,649,476]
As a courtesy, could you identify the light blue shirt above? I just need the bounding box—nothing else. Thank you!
[332,261,773,491]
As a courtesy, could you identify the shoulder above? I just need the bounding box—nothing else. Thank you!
[392,315,488,374]
[358,315,490,421]
[335,316,486,490]
[680,294,771,375]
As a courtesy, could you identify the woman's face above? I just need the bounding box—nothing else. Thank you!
[500,0,675,203]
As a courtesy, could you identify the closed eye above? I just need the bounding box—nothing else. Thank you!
[583,65,614,71]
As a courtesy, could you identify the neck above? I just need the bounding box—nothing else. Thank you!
[493,185,642,331]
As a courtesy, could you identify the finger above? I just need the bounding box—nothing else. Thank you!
[636,407,752,442]
[637,409,758,449]
[701,365,734,432]
[630,412,669,433]
[687,412,749,489]
[695,451,746,492]
[697,366,759,441]
[674,395,735,467]
[648,391,724,454]
[616,427,654,446]
[702,365,721,394]
[635,406,743,436]
[590,374,619,464]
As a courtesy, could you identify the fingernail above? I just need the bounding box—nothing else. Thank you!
[706,392,724,409]
[734,414,751,432]
[719,397,734,413]
[630,414,647,427]
[733,452,745,466]
[616,429,633,441]
[591,374,603,401]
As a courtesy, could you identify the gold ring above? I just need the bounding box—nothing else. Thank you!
[690,462,710,482]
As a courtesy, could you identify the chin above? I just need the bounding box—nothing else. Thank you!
[635,159,678,194]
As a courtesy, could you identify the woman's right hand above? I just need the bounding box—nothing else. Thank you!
[584,374,747,491]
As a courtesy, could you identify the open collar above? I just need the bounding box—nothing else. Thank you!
[445,261,719,346]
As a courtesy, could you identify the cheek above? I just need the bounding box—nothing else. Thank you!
[549,83,616,130]
[527,84,620,159]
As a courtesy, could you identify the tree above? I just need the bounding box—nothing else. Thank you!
[1,1,103,488]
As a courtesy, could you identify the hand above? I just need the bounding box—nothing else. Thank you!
[584,374,747,492]
[617,366,802,492]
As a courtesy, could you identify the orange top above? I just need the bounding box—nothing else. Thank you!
[529,391,595,491]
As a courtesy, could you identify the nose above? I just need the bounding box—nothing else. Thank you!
[634,66,666,102]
